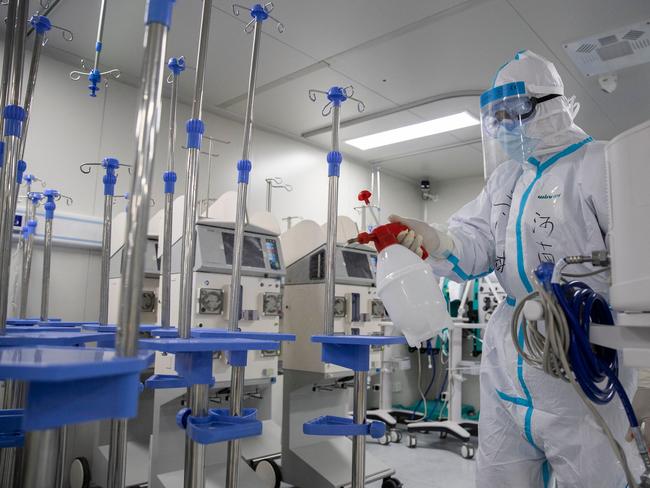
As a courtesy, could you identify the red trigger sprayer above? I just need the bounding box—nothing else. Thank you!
[348,222,429,260]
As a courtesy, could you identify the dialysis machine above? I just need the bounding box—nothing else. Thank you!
[148,196,287,487]
[108,207,163,324]
[280,217,395,488]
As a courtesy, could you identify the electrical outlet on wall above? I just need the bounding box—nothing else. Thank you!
[392,381,402,393]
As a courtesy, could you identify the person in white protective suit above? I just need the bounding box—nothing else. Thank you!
[391,50,644,487]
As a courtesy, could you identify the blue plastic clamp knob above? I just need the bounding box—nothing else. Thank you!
[43,189,59,220]
[237,159,252,184]
[185,119,205,150]
[24,174,35,185]
[327,86,348,106]
[21,226,29,239]
[95,41,102,53]
[0,141,4,168]
[176,407,191,430]
[327,151,342,177]
[27,220,37,231]
[167,56,185,76]
[368,421,386,439]
[88,69,101,98]
[250,3,269,22]
[146,0,176,28]
[17,160,27,184]
[3,105,26,137]
[29,15,52,34]
[163,171,177,194]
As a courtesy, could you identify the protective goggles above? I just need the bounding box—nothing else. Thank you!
[481,93,560,137]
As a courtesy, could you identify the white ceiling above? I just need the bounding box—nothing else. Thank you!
[21,0,650,182]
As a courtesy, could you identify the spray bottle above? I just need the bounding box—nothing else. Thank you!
[350,222,453,346]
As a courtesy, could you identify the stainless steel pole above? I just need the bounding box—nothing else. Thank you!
[226,11,266,488]
[39,216,53,321]
[160,56,184,328]
[94,0,108,70]
[19,191,38,318]
[0,2,29,485]
[178,2,211,486]
[106,0,174,485]
[0,0,29,336]
[21,429,60,488]
[99,192,113,325]
[0,0,17,137]
[265,179,272,212]
[98,158,119,326]
[18,20,46,161]
[323,103,340,336]
[352,371,368,488]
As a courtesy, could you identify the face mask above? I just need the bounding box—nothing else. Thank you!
[496,125,541,163]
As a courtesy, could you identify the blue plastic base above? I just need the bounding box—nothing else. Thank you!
[185,408,262,445]
[145,373,215,389]
[0,409,24,447]
[6,326,82,333]
[7,319,39,326]
[0,331,114,347]
[37,321,97,328]
[82,323,161,333]
[140,337,281,386]
[311,335,406,372]
[0,347,153,430]
[139,337,281,353]
[193,329,296,342]
[303,415,385,439]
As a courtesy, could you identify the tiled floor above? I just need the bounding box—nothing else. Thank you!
[281,429,477,488]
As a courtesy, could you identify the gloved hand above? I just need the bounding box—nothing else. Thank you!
[388,215,455,259]
[626,387,650,447]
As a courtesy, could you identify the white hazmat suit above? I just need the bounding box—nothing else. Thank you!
[393,50,641,487]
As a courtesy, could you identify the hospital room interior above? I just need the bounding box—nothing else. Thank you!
[0,1,649,487]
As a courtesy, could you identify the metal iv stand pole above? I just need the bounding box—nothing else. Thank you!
[105,1,176,487]
[80,159,130,325]
[15,17,72,321]
[264,177,292,212]
[19,180,44,319]
[69,0,120,97]
[308,85,367,487]
[176,1,211,485]
[38,190,73,322]
[225,4,284,487]
[160,55,185,329]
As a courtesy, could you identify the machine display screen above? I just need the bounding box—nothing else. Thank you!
[145,239,160,273]
[222,232,266,269]
[342,250,373,280]
[265,239,281,270]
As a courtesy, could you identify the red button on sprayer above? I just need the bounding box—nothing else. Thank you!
[354,222,429,260]
[358,190,372,206]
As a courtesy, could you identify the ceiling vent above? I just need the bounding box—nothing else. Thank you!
[564,19,650,76]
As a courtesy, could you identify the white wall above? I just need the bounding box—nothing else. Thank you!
[11,48,422,320]
[424,175,485,224]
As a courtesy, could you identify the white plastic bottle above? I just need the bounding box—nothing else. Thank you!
[356,223,453,347]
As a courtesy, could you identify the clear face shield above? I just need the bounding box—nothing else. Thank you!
[480,81,560,178]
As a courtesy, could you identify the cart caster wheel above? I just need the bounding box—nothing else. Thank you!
[379,433,391,445]
[382,476,403,488]
[253,458,282,488]
[407,434,417,449]
[69,457,91,488]
[461,443,475,459]
[439,431,448,439]
[389,429,402,443]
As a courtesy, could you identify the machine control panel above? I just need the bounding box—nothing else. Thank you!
[186,223,285,278]
[110,237,160,278]
[287,244,376,287]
